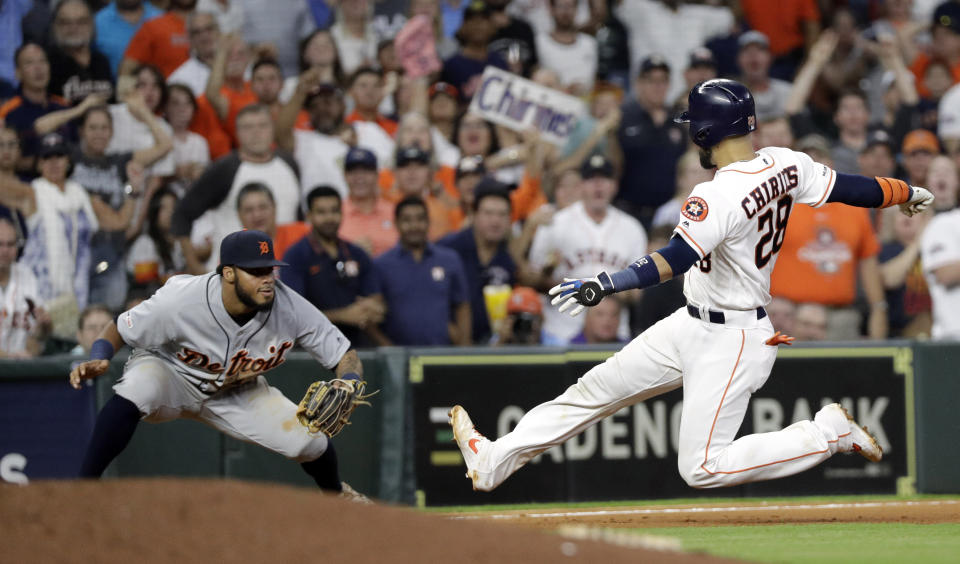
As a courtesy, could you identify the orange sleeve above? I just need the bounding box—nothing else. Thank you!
[436,166,458,199]
[510,174,547,222]
[190,96,233,159]
[801,0,820,21]
[909,54,932,98]
[294,110,312,131]
[123,19,155,63]
[0,97,22,119]
[275,222,311,258]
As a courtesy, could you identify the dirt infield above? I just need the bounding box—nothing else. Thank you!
[1,479,740,564]
[450,499,960,529]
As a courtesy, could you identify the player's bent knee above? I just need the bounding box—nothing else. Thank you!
[288,433,329,462]
[677,461,723,489]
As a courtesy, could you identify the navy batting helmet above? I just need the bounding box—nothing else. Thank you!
[675,79,756,148]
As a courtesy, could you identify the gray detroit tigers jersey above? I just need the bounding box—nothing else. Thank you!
[117,273,350,393]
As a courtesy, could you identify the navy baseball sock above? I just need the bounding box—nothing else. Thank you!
[301,441,342,492]
[78,395,142,478]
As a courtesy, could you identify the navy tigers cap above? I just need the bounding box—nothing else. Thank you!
[219,230,288,269]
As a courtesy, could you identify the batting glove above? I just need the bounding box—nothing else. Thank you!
[548,272,615,317]
[900,186,934,217]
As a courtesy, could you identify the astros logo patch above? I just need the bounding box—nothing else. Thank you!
[682,197,709,222]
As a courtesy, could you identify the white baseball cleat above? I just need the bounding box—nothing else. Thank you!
[448,405,490,491]
[827,403,883,462]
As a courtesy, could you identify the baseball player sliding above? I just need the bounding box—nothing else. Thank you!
[70,230,367,498]
[451,79,934,492]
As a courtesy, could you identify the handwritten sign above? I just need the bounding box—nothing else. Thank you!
[467,66,586,146]
[394,15,441,78]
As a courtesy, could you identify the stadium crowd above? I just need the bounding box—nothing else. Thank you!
[1,0,959,357]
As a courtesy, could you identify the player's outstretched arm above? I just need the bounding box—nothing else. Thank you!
[550,236,699,316]
[69,322,127,390]
[827,173,934,216]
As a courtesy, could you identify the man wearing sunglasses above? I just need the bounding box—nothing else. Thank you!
[68,229,365,497]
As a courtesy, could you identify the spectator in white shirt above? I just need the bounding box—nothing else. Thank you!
[0,216,51,358]
[108,65,176,180]
[167,11,221,97]
[331,0,378,76]
[534,0,598,96]
[196,0,244,34]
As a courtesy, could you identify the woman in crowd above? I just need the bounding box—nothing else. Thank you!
[281,29,346,102]
[127,186,185,290]
[18,134,98,339]
[165,83,210,194]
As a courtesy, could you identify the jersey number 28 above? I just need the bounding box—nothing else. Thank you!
[755,195,793,269]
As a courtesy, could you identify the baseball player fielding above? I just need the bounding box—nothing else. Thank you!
[450,79,934,492]
[69,229,366,497]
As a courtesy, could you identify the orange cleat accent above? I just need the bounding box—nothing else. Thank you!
[765,331,796,346]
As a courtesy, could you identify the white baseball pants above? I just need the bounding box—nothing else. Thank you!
[473,307,852,490]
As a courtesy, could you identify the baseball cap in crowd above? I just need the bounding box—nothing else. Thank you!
[933,2,960,34]
[304,82,344,106]
[738,30,770,50]
[473,175,512,195]
[219,230,288,269]
[581,153,615,179]
[37,133,70,159]
[688,47,716,70]
[796,133,831,156]
[507,286,542,316]
[464,0,491,18]
[456,155,486,180]
[862,129,895,153]
[639,54,670,76]
[902,129,940,154]
[344,147,377,171]
[396,146,431,167]
[429,81,459,100]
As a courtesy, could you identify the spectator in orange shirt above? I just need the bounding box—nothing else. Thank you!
[909,2,960,98]
[192,34,250,156]
[389,145,456,241]
[379,112,454,201]
[740,0,821,80]
[770,201,888,340]
[120,0,197,77]
[235,182,309,260]
[345,66,397,138]
[339,147,397,257]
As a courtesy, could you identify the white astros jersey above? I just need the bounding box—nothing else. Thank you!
[529,200,648,342]
[674,147,837,311]
[0,263,43,355]
[117,273,350,394]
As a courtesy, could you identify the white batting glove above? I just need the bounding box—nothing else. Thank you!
[548,273,614,317]
[900,186,934,217]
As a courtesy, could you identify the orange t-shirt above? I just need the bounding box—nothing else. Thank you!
[345,111,398,137]
[222,83,258,144]
[741,0,820,57]
[123,12,191,77]
[339,197,398,257]
[379,165,458,202]
[447,173,548,230]
[275,222,311,259]
[909,53,960,99]
[191,95,232,160]
[770,203,880,306]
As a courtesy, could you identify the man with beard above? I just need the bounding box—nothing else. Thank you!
[534,0,597,96]
[47,0,114,105]
[69,229,368,498]
[120,0,197,77]
[95,0,163,77]
[282,186,384,347]
[277,67,394,198]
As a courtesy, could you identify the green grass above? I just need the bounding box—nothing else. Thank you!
[426,493,958,513]
[631,523,960,564]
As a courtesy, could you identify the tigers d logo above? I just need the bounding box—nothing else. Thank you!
[258,241,269,255]
[682,197,709,222]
